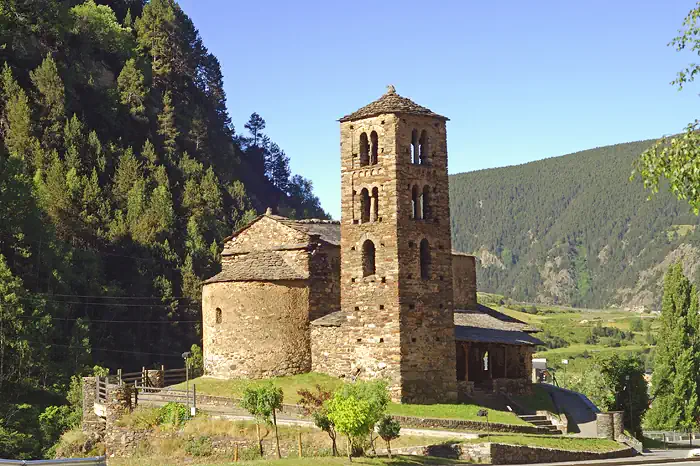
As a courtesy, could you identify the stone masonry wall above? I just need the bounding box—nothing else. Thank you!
[81,377,105,440]
[395,113,457,403]
[202,280,311,379]
[339,113,403,400]
[308,242,341,321]
[453,253,477,309]
[222,215,309,257]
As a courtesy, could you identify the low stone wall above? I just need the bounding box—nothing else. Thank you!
[390,415,550,434]
[388,442,634,464]
[489,443,634,464]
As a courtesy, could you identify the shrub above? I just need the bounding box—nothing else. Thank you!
[377,416,401,458]
[326,380,390,460]
[53,429,104,459]
[189,344,204,378]
[184,435,213,457]
[629,317,643,332]
[157,402,190,427]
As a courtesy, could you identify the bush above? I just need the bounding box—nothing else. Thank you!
[157,402,190,427]
[189,344,203,378]
[53,429,104,459]
[377,416,401,458]
[39,405,74,447]
[629,317,643,332]
[540,330,569,349]
[184,435,213,457]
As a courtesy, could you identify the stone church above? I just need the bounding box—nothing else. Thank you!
[202,87,542,403]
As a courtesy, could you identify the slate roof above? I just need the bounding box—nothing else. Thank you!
[453,305,542,346]
[204,251,308,283]
[223,214,340,247]
[339,86,448,122]
[454,305,539,333]
[312,306,543,346]
[455,326,544,346]
[270,216,341,246]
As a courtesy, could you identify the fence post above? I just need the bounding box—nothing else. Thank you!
[298,431,303,457]
[142,366,146,387]
[95,376,100,401]
[117,368,122,386]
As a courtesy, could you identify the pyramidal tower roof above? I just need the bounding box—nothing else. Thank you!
[338,85,448,122]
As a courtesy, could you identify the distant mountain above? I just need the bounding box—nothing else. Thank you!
[449,139,700,311]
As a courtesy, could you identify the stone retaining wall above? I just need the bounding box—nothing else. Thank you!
[390,415,550,434]
[388,442,634,464]
[489,443,634,464]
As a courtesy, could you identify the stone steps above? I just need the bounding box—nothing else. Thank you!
[518,414,562,434]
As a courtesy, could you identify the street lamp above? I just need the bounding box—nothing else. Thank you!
[182,351,191,408]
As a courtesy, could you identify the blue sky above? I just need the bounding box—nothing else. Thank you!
[178,0,698,220]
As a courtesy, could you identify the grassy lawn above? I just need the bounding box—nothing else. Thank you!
[463,434,622,452]
[171,373,527,425]
[386,403,527,425]
[170,372,344,404]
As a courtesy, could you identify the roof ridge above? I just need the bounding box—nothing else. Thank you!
[339,86,448,122]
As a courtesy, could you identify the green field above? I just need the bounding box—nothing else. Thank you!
[478,292,657,367]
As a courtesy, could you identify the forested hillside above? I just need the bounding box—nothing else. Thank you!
[449,139,700,310]
[0,0,325,456]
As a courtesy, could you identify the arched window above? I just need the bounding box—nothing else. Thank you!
[419,239,430,280]
[371,187,379,222]
[411,185,420,220]
[421,185,430,220]
[360,188,370,223]
[359,132,369,167]
[410,129,418,164]
[362,240,376,277]
[215,307,222,324]
[419,130,428,164]
[370,131,379,165]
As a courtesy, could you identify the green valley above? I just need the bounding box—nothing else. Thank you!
[449,140,700,310]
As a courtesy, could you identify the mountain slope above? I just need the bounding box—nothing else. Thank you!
[449,139,700,310]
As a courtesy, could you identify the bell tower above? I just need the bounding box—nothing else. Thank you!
[338,86,457,403]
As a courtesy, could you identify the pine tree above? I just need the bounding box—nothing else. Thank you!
[117,58,147,119]
[30,54,65,149]
[646,263,700,430]
[244,112,266,147]
[158,90,179,160]
[1,64,35,162]
[135,0,177,84]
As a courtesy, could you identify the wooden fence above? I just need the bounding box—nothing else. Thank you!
[115,366,188,388]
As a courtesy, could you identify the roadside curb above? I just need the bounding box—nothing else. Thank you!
[538,454,700,466]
